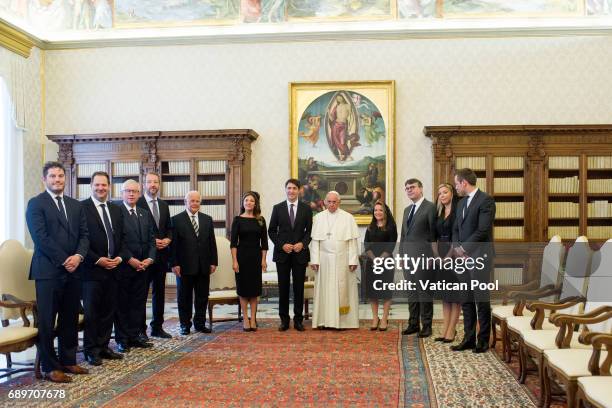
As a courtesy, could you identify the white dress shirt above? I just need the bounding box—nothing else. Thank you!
[287,199,298,218]
[187,210,200,229]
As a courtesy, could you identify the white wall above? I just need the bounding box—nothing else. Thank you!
[43,35,612,220]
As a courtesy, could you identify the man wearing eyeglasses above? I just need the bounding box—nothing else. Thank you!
[115,179,156,352]
[399,178,436,338]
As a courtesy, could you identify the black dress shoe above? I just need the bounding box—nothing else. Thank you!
[294,322,305,331]
[150,328,172,339]
[195,326,212,333]
[418,327,432,338]
[99,348,123,360]
[130,339,153,348]
[402,325,420,335]
[116,343,131,353]
[84,353,102,366]
[137,332,149,342]
[472,341,490,354]
[180,327,190,335]
[451,339,476,351]
[278,323,289,332]
[434,337,446,342]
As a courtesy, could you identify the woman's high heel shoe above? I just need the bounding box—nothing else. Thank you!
[442,332,457,343]
[434,337,446,342]
[378,319,388,331]
[370,318,380,331]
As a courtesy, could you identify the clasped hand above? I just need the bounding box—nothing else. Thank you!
[155,238,171,250]
[282,242,304,253]
[63,255,82,273]
[98,257,122,270]
[129,257,151,271]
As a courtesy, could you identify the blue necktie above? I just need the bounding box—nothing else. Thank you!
[56,196,68,223]
[406,204,416,229]
[100,204,115,257]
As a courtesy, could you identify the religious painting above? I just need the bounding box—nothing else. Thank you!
[442,0,584,17]
[287,0,395,21]
[397,0,437,18]
[290,81,395,225]
[241,0,287,22]
[114,0,240,28]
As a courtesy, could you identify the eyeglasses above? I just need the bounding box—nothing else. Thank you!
[405,186,418,191]
[122,189,139,194]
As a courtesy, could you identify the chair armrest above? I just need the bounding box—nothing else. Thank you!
[499,280,540,304]
[591,333,612,349]
[581,331,610,345]
[508,286,559,300]
[0,294,37,328]
[526,296,585,330]
[550,305,612,325]
[586,333,612,375]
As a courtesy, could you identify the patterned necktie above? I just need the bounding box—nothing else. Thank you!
[151,199,160,228]
[100,204,115,257]
[289,204,295,228]
[191,215,199,237]
[56,196,68,223]
[130,208,141,238]
[406,204,416,229]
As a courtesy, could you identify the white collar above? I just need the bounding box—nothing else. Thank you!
[91,195,108,206]
[46,189,64,200]
[468,189,479,200]
[411,196,425,207]
[145,192,157,202]
[287,199,298,208]
[123,202,137,213]
[187,210,199,217]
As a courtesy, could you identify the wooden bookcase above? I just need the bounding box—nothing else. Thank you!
[424,125,612,283]
[48,129,258,292]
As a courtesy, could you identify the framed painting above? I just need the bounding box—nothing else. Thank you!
[441,0,584,18]
[287,0,395,22]
[290,81,395,225]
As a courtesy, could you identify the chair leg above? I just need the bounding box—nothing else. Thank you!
[538,354,546,407]
[542,361,552,408]
[518,339,527,383]
[491,317,498,348]
[4,353,12,369]
[304,299,309,320]
[238,303,242,322]
[566,380,578,408]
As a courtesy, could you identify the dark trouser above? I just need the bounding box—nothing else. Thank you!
[462,299,492,344]
[141,264,167,332]
[115,271,148,345]
[177,273,210,330]
[461,266,492,344]
[82,276,117,356]
[405,268,433,329]
[277,257,307,325]
[35,277,81,373]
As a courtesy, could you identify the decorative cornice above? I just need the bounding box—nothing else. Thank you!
[424,124,612,137]
[47,129,259,143]
[0,19,36,57]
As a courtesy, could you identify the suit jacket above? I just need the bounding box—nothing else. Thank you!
[399,198,436,257]
[170,211,218,275]
[268,200,312,264]
[137,195,172,270]
[452,189,496,260]
[26,191,89,280]
[82,198,124,281]
[117,203,156,274]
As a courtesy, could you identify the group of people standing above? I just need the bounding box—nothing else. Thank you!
[26,162,494,384]
[363,168,496,354]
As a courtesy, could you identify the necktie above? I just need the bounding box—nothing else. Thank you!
[100,204,115,257]
[406,204,416,229]
[130,208,141,238]
[463,196,471,219]
[191,215,199,237]
[151,199,160,228]
[56,196,68,223]
[289,204,295,228]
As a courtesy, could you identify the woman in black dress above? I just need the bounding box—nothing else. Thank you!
[433,183,461,343]
[363,200,397,331]
[230,191,268,332]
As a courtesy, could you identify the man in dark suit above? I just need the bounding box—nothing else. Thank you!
[268,178,313,332]
[26,161,90,383]
[399,178,437,338]
[171,191,218,335]
[137,172,173,339]
[451,168,496,353]
[115,179,156,352]
[81,171,125,366]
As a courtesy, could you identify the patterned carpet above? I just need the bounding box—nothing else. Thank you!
[0,319,546,407]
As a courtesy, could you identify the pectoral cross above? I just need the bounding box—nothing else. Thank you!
[326,232,332,240]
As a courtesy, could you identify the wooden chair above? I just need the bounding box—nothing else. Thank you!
[208,236,241,330]
[0,239,38,378]
[575,333,612,408]
[492,235,565,362]
[506,237,592,404]
[538,239,612,407]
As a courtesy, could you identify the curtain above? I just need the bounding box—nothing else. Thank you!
[0,77,25,244]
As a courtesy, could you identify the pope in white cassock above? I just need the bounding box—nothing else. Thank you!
[310,191,360,329]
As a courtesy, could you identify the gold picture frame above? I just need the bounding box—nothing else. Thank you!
[290,80,395,225]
